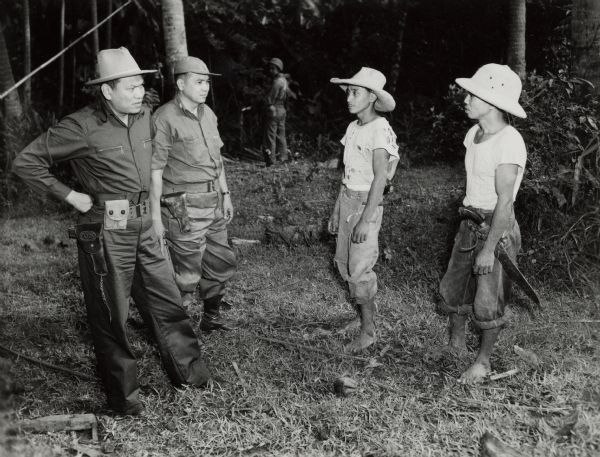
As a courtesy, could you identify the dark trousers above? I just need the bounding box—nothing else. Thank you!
[77,208,210,412]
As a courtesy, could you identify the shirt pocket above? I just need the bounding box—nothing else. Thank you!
[181,136,210,166]
[96,145,124,155]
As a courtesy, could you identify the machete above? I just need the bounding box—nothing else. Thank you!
[458,206,542,308]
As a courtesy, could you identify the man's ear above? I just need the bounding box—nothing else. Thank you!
[369,91,377,104]
[176,77,185,92]
[100,83,112,101]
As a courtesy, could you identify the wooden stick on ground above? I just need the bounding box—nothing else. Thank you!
[253,335,371,362]
[0,342,96,382]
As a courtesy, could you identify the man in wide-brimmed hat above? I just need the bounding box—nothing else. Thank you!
[438,64,528,384]
[262,57,289,166]
[328,67,400,352]
[13,47,212,416]
[150,56,237,332]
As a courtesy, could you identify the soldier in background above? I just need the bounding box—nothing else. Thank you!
[262,57,289,166]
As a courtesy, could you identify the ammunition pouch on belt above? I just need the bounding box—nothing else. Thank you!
[160,192,191,233]
[68,222,108,276]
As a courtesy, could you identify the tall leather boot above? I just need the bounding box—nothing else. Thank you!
[200,295,233,332]
[344,298,376,353]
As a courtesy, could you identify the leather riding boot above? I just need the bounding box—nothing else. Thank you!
[345,298,376,352]
[200,295,233,332]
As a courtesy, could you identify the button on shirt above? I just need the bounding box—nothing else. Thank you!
[12,102,152,200]
[151,96,224,185]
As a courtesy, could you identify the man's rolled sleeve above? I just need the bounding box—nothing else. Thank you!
[151,115,172,171]
[12,115,89,201]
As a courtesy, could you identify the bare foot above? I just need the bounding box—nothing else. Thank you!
[336,317,361,335]
[344,332,376,353]
[458,361,491,384]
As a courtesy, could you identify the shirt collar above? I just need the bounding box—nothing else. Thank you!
[175,94,204,120]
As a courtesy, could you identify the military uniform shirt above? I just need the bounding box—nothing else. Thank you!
[151,96,224,185]
[13,102,152,200]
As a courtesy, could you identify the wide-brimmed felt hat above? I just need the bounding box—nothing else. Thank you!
[86,47,156,85]
[330,67,395,112]
[269,58,284,71]
[174,56,221,76]
[455,64,526,118]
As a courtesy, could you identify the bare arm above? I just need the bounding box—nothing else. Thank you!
[352,148,389,243]
[474,163,519,275]
[218,165,234,222]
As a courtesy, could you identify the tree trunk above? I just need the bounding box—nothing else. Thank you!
[161,0,188,80]
[506,0,526,79]
[0,25,23,119]
[105,0,112,48]
[387,2,408,96]
[23,0,31,110]
[572,0,600,91]
[91,0,99,56]
[59,0,65,115]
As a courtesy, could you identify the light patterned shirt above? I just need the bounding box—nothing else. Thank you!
[340,117,399,191]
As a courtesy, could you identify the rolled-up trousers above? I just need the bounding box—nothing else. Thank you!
[77,206,210,413]
[334,188,383,304]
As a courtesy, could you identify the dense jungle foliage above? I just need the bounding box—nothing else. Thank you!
[0,0,598,291]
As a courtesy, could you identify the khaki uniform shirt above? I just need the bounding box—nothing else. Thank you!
[266,74,288,106]
[12,101,153,200]
[151,96,224,185]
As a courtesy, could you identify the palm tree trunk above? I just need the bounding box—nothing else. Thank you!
[387,2,408,97]
[105,0,112,48]
[0,25,23,119]
[161,0,188,81]
[572,0,600,91]
[59,0,65,115]
[23,0,31,110]
[91,0,99,56]
[506,0,526,79]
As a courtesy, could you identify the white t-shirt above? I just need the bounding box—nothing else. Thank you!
[463,124,527,210]
[340,117,399,191]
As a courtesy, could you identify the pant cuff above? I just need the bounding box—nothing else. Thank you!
[472,308,513,330]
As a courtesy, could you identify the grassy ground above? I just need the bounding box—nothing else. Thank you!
[0,161,599,456]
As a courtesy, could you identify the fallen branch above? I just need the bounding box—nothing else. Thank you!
[456,397,568,414]
[0,342,96,382]
[253,335,371,362]
[489,368,520,381]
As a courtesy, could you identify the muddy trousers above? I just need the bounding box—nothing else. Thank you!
[163,204,237,301]
[77,210,210,413]
[334,188,383,305]
[263,105,288,162]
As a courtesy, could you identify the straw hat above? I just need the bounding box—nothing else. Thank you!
[455,64,526,118]
[174,56,221,76]
[86,47,156,86]
[330,67,395,112]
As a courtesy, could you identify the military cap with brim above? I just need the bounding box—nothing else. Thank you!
[85,47,157,86]
[174,56,221,76]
